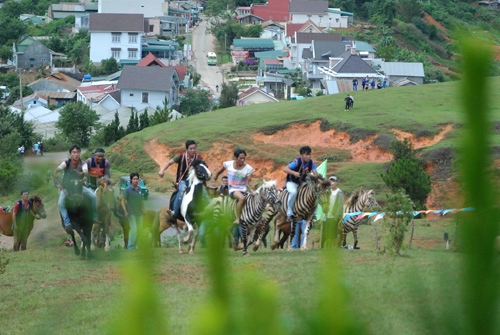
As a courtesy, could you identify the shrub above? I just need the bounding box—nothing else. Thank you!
[383,189,414,255]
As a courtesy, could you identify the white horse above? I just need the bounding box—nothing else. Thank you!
[179,159,212,254]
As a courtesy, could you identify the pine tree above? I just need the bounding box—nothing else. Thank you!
[139,109,150,130]
[381,139,432,209]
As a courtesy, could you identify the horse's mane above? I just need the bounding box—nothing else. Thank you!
[30,196,41,203]
[346,188,363,207]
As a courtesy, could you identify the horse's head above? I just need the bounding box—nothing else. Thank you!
[189,159,212,183]
[98,177,114,191]
[363,189,379,210]
[30,196,47,219]
[257,179,281,211]
[65,178,85,205]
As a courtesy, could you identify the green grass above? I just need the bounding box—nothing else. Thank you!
[0,218,464,335]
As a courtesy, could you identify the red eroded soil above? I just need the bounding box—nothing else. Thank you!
[143,121,459,209]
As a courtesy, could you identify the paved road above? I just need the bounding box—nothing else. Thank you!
[191,15,223,95]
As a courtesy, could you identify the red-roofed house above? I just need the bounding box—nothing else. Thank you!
[237,86,279,106]
[251,0,289,21]
[77,82,118,106]
[136,52,167,67]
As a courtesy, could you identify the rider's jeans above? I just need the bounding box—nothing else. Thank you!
[58,187,98,226]
[173,180,188,217]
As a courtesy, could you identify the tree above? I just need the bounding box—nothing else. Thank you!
[218,83,238,108]
[381,139,431,209]
[244,24,263,38]
[126,111,139,134]
[383,189,414,255]
[55,102,100,147]
[139,109,150,130]
[179,89,211,116]
[5,85,34,106]
[150,98,173,126]
[101,57,120,75]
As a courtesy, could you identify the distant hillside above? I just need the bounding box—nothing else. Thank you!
[108,77,500,208]
[330,0,500,82]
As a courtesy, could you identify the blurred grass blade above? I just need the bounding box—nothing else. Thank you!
[459,37,500,335]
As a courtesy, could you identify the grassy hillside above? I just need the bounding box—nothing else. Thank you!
[109,77,500,205]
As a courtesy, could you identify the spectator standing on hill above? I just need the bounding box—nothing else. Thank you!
[33,142,39,156]
[352,78,358,91]
[370,79,376,90]
[321,175,344,248]
[344,95,353,111]
[39,142,44,156]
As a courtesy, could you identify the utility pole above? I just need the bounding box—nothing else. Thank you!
[18,70,23,115]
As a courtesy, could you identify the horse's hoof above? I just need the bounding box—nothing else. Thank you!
[243,252,249,257]
[179,250,184,254]
[91,245,96,251]
[74,249,80,256]
[270,244,277,250]
[104,246,110,252]
[189,250,195,255]
[252,245,259,252]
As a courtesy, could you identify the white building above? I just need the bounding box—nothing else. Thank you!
[98,0,168,17]
[89,13,144,64]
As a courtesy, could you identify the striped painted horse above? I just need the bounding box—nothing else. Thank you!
[341,187,379,249]
[263,174,331,251]
[206,180,281,255]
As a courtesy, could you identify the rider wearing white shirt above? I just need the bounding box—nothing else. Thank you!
[214,148,254,224]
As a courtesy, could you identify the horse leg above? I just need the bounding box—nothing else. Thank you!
[241,223,249,256]
[271,219,280,250]
[175,226,184,254]
[91,223,99,250]
[188,226,198,254]
[70,230,80,256]
[13,232,20,251]
[301,221,312,251]
[353,229,359,249]
[183,217,194,244]
[104,212,111,251]
[288,221,296,252]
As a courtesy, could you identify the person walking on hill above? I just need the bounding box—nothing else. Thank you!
[344,94,353,111]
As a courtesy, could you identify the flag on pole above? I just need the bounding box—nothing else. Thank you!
[315,159,327,221]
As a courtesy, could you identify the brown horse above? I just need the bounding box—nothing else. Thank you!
[114,198,157,249]
[152,206,186,253]
[0,196,47,251]
[92,178,116,251]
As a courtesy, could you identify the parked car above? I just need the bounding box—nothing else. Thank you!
[119,176,149,200]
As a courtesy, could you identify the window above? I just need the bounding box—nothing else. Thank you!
[128,50,137,58]
[129,33,137,43]
[112,33,121,43]
[112,50,120,59]
[149,25,154,32]
[81,16,89,27]
[142,92,149,103]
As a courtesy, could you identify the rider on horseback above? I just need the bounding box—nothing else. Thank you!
[55,145,100,234]
[283,146,318,223]
[86,148,111,190]
[158,140,204,220]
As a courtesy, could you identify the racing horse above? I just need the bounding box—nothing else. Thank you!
[0,196,47,251]
[169,159,212,254]
[92,178,116,251]
[62,171,94,258]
